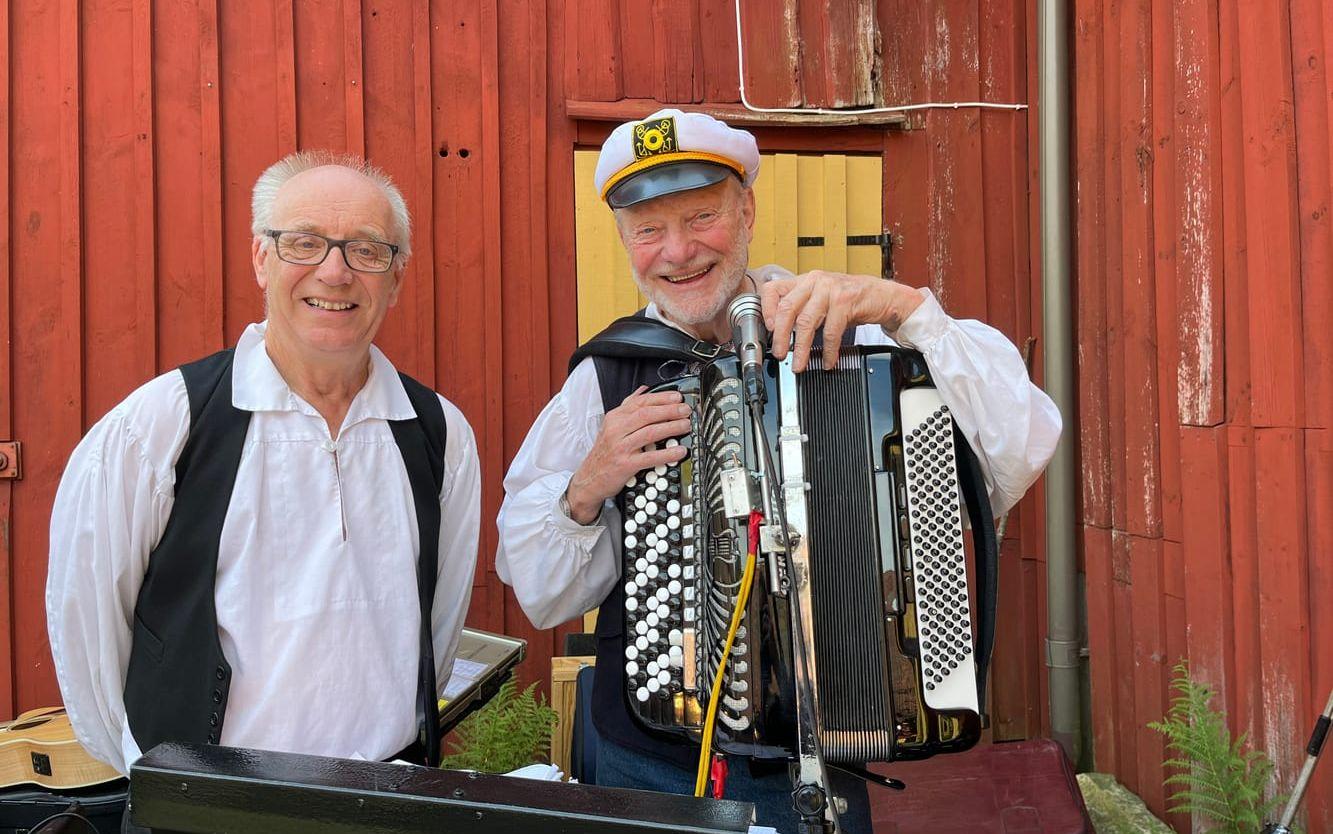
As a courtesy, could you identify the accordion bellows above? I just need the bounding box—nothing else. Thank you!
[617,347,983,764]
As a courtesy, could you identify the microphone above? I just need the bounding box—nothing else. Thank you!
[728,293,768,406]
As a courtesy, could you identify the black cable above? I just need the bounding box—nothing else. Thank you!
[25,808,102,834]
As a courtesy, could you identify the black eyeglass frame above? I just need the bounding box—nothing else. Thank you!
[263,229,401,273]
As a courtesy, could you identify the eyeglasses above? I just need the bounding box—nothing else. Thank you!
[264,230,400,273]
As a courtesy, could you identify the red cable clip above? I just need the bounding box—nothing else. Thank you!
[710,755,728,799]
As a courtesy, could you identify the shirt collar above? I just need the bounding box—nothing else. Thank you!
[231,322,417,423]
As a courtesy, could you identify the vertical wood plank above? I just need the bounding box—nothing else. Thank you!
[1074,0,1112,529]
[698,0,740,103]
[1237,2,1304,428]
[737,0,799,108]
[10,0,85,710]
[568,0,621,101]
[978,0,1024,340]
[1254,427,1311,794]
[1179,426,1234,714]
[292,0,346,152]
[1117,0,1162,540]
[133,0,157,381]
[1217,0,1249,426]
[1083,526,1118,773]
[0,0,14,718]
[1291,0,1333,431]
[1173,0,1224,427]
[1227,426,1263,749]
[821,155,847,273]
[652,0,700,104]
[272,0,297,155]
[343,0,365,158]
[1102,0,1128,536]
[82,0,154,421]
[618,0,654,99]
[1150,0,1180,544]
[1110,531,1139,793]
[1306,428,1333,829]
[217,0,272,342]
[1129,535,1166,817]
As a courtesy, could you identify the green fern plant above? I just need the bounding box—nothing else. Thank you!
[439,679,559,773]
[1148,661,1290,833]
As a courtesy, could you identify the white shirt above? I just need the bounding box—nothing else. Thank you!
[496,272,1062,630]
[46,322,481,774]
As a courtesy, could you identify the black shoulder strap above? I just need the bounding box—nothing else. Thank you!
[567,312,725,375]
[177,349,249,489]
[388,372,448,766]
[953,425,999,725]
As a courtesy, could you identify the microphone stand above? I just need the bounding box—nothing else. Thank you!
[1262,686,1333,834]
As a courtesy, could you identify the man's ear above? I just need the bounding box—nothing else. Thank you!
[740,185,756,231]
[387,260,406,307]
[252,235,270,290]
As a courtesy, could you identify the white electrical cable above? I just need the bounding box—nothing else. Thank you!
[734,0,1028,116]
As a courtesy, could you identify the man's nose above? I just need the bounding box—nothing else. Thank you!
[314,244,355,283]
[659,226,697,265]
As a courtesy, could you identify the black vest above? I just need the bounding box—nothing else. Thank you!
[122,349,447,766]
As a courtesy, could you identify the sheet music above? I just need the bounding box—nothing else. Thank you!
[442,657,489,701]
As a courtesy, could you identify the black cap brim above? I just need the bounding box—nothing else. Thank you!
[606,160,735,208]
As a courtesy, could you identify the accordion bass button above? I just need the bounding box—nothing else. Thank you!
[625,597,638,612]
[668,629,684,646]
[625,645,639,660]
[667,564,682,579]
[624,519,637,534]
[636,687,651,702]
[626,661,639,676]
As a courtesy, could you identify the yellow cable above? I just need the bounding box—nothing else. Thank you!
[693,546,758,797]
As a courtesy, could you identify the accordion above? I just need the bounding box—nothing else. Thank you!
[616,345,996,766]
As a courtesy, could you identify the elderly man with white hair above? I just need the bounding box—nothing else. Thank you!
[497,110,1061,831]
[46,152,479,827]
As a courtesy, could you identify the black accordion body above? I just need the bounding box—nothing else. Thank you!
[615,346,991,766]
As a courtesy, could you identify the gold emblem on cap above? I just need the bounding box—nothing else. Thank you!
[633,117,677,159]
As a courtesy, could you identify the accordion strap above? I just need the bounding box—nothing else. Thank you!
[953,423,999,725]
[567,313,726,375]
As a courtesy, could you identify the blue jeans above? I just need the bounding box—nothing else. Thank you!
[595,735,874,834]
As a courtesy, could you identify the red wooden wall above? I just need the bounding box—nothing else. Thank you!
[1074,0,1332,830]
[3,0,1047,782]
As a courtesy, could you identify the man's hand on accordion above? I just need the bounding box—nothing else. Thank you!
[761,269,925,371]
[564,386,692,525]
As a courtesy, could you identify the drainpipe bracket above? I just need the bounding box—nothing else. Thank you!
[1045,638,1082,670]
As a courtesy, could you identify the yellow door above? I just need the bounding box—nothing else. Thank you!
[573,150,884,342]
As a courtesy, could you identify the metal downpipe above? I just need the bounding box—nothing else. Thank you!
[1038,0,1081,763]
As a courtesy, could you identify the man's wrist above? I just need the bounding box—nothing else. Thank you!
[561,480,600,526]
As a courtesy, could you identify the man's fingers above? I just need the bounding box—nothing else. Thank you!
[618,386,683,409]
[769,279,815,360]
[760,278,792,331]
[625,417,693,451]
[631,444,690,472]
[790,283,829,373]
[821,303,850,369]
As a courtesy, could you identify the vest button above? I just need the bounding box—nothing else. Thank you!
[209,713,219,726]
[207,733,219,744]
[215,666,226,680]
[212,690,222,703]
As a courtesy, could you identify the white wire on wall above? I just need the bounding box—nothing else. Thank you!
[734,0,1029,116]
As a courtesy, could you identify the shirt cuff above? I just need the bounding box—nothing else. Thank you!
[552,477,609,536]
[885,287,949,352]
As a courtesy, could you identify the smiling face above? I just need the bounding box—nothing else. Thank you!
[251,165,404,369]
[614,177,755,330]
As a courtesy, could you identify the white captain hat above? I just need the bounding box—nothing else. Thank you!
[594,108,761,208]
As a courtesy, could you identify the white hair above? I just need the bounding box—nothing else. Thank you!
[250,150,412,261]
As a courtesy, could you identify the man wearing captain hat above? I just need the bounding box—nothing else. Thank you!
[497,109,1061,829]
